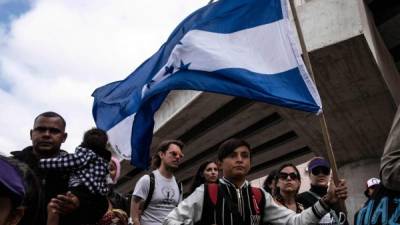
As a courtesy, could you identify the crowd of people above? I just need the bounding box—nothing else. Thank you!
[0,107,399,225]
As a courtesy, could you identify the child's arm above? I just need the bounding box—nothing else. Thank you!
[39,147,95,170]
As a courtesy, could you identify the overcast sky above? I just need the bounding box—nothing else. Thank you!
[0,0,207,155]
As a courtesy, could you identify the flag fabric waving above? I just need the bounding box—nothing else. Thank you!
[92,0,322,169]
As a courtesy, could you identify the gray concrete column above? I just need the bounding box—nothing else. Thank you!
[339,158,380,223]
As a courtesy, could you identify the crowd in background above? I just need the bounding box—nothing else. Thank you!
[1,107,399,225]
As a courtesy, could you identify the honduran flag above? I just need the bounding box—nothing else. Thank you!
[92,0,322,169]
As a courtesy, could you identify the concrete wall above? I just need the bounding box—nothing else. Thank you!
[294,0,363,51]
[358,0,400,106]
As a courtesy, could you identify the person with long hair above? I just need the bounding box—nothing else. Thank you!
[189,161,218,194]
[130,140,184,225]
[273,164,303,213]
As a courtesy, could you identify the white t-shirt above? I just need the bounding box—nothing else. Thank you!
[133,170,181,225]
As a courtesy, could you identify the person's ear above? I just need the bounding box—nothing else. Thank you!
[217,160,222,169]
[30,129,33,140]
[62,132,68,143]
[6,207,25,225]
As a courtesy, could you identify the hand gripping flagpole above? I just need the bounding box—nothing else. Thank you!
[288,0,347,213]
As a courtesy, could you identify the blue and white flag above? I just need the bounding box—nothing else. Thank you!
[92,0,322,169]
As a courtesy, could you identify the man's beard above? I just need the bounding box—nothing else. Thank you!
[165,164,178,172]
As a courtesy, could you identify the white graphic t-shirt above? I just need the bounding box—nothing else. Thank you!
[133,170,181,225]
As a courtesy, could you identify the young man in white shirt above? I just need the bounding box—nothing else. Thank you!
[130,140,184,225]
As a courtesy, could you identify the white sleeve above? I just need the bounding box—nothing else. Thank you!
[262,190,328,225]
[132,174,150,200]
[164,185,205,225]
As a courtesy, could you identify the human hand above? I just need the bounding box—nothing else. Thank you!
[47,200,58,215]
[49,191,80,215]
[324,178,348,205]
[47,201,60,225]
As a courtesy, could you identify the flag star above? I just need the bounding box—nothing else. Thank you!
[164,65,174,76]
[146,79,156,89]
[179,60,191,70]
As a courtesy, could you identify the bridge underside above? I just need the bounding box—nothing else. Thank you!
[115,0,399,194]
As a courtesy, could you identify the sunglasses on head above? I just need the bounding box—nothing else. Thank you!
[278,172,299,180]
[311,167,330,176]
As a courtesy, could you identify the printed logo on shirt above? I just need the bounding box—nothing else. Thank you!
[319,211,346,225]
[161,186,176,204]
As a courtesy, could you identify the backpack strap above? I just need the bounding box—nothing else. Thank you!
[207,183,219,205]
[251,187,263,214]
[176,180,183,203]
[143,172,155,211]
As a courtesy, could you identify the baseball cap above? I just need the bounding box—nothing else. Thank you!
[0,157,25,206]
[308,157,330,171]
[366,178,380,189]
[364,177,380,197]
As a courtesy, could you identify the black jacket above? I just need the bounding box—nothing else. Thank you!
[297,185,349,225]
[11,147,70,225]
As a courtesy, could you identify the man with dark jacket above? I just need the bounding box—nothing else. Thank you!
[11,111,77,225]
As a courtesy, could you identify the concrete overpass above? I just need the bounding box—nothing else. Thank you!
[114,0,400,218]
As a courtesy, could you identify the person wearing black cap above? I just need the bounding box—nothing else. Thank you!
[297,157,348,225]
[0,155,41,225]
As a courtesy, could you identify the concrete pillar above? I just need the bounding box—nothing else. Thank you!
[338,158,380,223]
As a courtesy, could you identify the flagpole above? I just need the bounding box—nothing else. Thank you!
[288,0,347,212]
